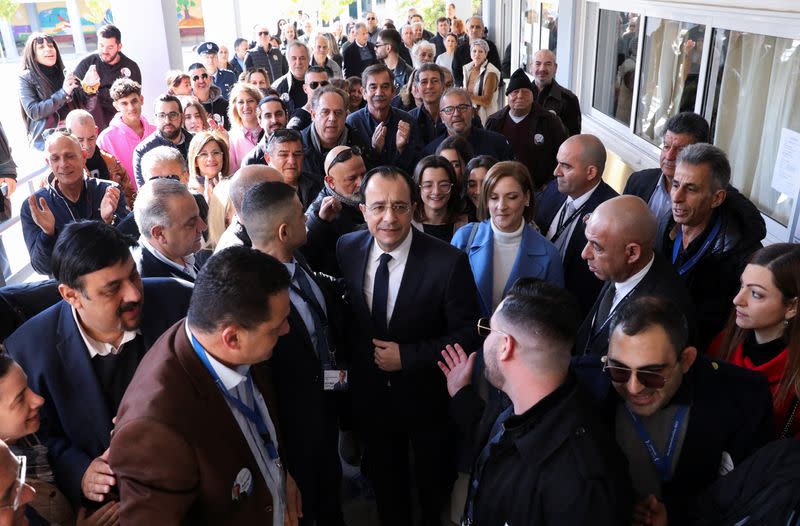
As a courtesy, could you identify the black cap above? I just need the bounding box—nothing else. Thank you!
[197,41,219,55]
[506,68,533,95]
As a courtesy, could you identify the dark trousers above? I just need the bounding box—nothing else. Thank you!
[362,426,455,526]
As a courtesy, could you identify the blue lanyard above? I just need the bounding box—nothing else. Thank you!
[671,216,722,276]
[190,332,279,461]
[625,404,688,481]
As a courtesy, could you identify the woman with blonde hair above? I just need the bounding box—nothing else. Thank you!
[463,38,500,124]
[187,130,231,199]
[226,82,264,174]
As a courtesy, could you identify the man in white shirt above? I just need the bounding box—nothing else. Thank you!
[109,246,302,525]
[131,178,206,282]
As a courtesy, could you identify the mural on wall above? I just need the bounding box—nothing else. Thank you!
[8,0,204,42]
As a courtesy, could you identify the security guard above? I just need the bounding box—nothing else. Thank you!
[197,41,237,100]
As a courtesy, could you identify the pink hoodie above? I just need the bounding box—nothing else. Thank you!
[97,114,156,189]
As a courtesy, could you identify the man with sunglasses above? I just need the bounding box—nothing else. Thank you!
[0,441,37,526]
[439,278,632,526]
[132,95,194,189]
[287,66,330,131]
[365,12,380,44]
[197,41,237,100]
[422,88,514,161]
[375,29,413,91]
[573,196,694,389]
[603,296,773,525]
[336,166,481,526]
[246,24,289,83]
[303,145,368,276]
[187,63,230,130]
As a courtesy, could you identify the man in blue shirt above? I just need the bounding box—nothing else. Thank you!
[197,41,237,100]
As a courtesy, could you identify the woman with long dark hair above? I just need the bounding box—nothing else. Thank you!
[711,243,800,437]
[412,155,468,242]
[18,33,98,150]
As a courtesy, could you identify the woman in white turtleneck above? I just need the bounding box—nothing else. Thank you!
[452,161,564,315]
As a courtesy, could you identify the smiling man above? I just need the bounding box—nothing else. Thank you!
[73,24,142,131]
[5,220,193,509]
[603,296,773,525]
[336,166,481,526]
[132,95,194,188]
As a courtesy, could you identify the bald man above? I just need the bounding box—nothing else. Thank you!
[534,134,618,316]
[530,49,582,136]
[214,165,284,252]
[571,196,694,393]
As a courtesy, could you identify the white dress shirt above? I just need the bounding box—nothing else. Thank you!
[546,183,601,242]
[612,255,655,311]
[285,259,327,354]
[363,230,414,325]
[185,323,284,525]
[138,236,197,279]
[71,307,139,358]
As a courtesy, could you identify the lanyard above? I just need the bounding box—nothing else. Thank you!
[625,404,688,481]
[189,333,279,461]
[671,216,722,276]
[582,287,636,355]
[550,202,586,243]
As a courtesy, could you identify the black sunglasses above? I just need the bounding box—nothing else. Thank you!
[326,146,362,175]
[602,363,669,389]
[258,31,270,36]
[308,80,330,90]
[192,73,209,82]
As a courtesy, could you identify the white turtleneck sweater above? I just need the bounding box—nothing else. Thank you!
[491,219,524,309]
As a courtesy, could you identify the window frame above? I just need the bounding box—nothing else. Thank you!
[574,0,800,242]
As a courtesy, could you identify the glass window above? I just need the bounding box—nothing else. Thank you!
[705,30,800,226]
[520,1,559,74]
[635,18,706,144]
[592,9,641,125]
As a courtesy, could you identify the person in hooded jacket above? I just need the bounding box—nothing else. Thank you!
[188,63,230,130]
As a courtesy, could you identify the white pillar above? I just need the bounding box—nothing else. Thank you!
[201,0,242,51]
[109,0,182,107]
[555,0,577,88]
[25,3,41,33]
[451,0,472,19]
[0,19,17,59]
[66,0,87,54]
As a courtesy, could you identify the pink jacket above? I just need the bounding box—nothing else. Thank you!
[227,127,261,175]
[97,114,156,189]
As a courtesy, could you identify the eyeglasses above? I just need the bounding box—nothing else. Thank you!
[602,362,670,389]
[327,146,362,175]
[308,80,330,90]
[420,181,453,193]
[367,16,377,20]
[191,73,209,82]
[258,31,270,36]
[476,317,508,338]
[364,202,411,216]
[0,456,26,512]
[440,104,472,115]
[197,150,224,159]
[375,43,388,48]
[156,111,181,121]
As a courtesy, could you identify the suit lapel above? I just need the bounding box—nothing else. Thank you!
[389,230,423,331]
[504,226,544,296]
[351,232,374,321]
[55,303,113,447]
[468,223,494,315]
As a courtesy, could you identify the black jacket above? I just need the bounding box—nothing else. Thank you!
[532,80,582,136]
[342,42,379,80]
[485,105,568,189]
[451,374,632,526]
[299,123,377,191]
[131,243,196,282]
[390,58,414,90]
[302,185,366,277]
[73,52,142,130]
[244,45,288,83]
[198,85,231,130]
[452,39,501,87]
[660,195,765,348]
[422,126,514,161]
[133,129,194,188]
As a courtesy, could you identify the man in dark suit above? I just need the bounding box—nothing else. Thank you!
[336,167,482,526]
[602,296,773,525]
[242,181,347,526]
[573,196,694,394]
[534,134,618,317]
[131,178,206,282]
[4,221,193,509]
[342,22,379,80]
[429,17,451,57]
[109,247,302,525]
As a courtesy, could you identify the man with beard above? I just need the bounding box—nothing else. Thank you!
[243,95,290,166]
[188,63,230,130]
[439,278,632,525]
[303,145,367,276]
[4,220,193,508]
[375,29,413,91]
[132,95,193,188]
[73,24,142,130]
[530,49,581,136]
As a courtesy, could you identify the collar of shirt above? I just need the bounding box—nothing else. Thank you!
[184,322,249,390]
[369,227,413,268]
[138,236,196,278]
[613,254,655,308]
[569,181,601,210]
[508,111,529,124]
[71,306,140,359]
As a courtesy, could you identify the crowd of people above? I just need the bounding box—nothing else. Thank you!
[0,5,798,526]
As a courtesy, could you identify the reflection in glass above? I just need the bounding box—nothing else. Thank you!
[593,10,640,125]
[635,19,705,144]
[706,30,800,226]
[520,1,559,75]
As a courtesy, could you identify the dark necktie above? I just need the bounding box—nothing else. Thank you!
[593,283,617,335]
[372,253,393,335]
[293,265,330,366]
